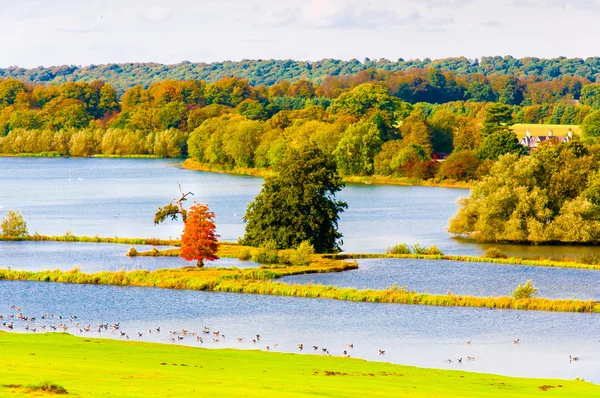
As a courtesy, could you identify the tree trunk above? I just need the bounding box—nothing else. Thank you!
[197,259,204,268]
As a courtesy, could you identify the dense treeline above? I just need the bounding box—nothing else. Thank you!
[449,142,600,244]
[4,56,600,93]
[3,74,600,183]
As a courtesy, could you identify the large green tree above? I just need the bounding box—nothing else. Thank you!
[242,143,347,253]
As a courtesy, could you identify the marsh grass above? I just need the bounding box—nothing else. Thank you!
[1,259,598,313]
[0,234,180,246]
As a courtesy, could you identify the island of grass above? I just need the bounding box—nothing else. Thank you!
[0,332,597,398]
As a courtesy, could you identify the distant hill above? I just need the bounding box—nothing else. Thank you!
[2,56,600,94]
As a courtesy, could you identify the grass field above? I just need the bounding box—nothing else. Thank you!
[511,124,581,139]
[0,332,598,397]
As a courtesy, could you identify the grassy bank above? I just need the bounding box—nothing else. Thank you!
[0,234,180,246]
[181,159,471,189]
[2,333,597,398]
[1,261,599,313]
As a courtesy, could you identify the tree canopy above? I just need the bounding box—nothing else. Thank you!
[449,141,600,243]
[241,144,347,253]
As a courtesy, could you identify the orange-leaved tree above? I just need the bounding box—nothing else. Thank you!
[180,201,220,267]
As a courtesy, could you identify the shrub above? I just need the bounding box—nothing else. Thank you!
[32,382,68,395]
[1,210,28,237]
[579,252,600,265]
[484,247,508,259]
[251,240,280,264]
[411,243,429,255]
[512,280,537,299]
[427,245,444,256]
[238,248,252,261]
[288,241,315,266]
[386,243,411,255]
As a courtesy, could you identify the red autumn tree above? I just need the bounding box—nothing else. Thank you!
[180,202,220,267]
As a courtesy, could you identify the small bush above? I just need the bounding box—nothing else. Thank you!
[30,382,68,394]
[512,280,537,299]
[1,210,28,237]
[288,241,315,266]
[386,243,411,255]
[411,243,429,255]
[427,245,444,256]
[251,240,280,264]
[484,247,508,259]
[238,248,252,261]
[579,252,600,265]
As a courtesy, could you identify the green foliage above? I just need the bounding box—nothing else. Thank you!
[154,203,185,225]
[251,240,280,264]
[511,280,537,299]
[477,130,524,161]
[288,241,316,266]
[483,247,508,259]
[386,243,411,255]
[580,84,600,109]
[334,121,382,176]
[242,143,347,253]
[578,252,600,265]
[482,103,514,136]
[1,210,28,237]
[238,248,252,261]
[582,110,600,139]
[449,142,600,243]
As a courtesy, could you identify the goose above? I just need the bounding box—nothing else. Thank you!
[512,339,520,344]
[273,344,278,348]
[213,338,220,343]
[177,336,184,340]
[321,348,328,353]
[170,337,175,343]
[446,359,452,363]
[196,336,203,343]
[137,332,143,338]
[464,340,471,345]
[467,356,475,361]
[237,338,243,343]
[343,350,347,355]
[570,355,579,362]
[378,350,385,355]
[266,346,270,351]
[313,346,319,351]
[457,358,462,364]
[347,343,354,349]
[298,344,303,351]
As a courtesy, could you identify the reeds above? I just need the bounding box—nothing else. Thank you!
[1,260,598,313]
[0,234,180,246]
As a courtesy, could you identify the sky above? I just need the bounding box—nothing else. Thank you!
[0,0,598,68]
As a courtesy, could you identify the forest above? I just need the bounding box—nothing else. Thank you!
[4,56,600,94]
[2,69,600,184]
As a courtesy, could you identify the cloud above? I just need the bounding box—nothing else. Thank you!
[481,20,505,27]
[139,5,172,22]
[55,25,106,34]
[513,0,600,8]
[262,0,421,30]
[412,0,474,8]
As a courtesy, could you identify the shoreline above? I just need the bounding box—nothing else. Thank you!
[181,158,472,189]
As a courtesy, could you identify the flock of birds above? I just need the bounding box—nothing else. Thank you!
[0,304,583,364]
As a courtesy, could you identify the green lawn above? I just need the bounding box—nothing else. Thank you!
[511,123,581,139]
[0,332,598,397]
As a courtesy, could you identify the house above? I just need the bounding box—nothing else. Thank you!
[519,129,573,150]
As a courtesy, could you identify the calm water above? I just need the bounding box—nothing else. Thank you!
[283,258,600,300]
[0,280,598,383]
[0,241,258,272]
[2,157,600,257]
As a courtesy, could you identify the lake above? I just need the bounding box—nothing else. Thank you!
[3,157,600,258]
[282,258,600,300]
[1,280,598,383]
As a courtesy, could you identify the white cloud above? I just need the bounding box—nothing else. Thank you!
[139,5,172,22]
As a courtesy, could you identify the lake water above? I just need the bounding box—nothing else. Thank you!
[2,157,600,383]
[2,157,600,258]
[282,258,600,300]
[1,280,598,383]
[0,241,258,272]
